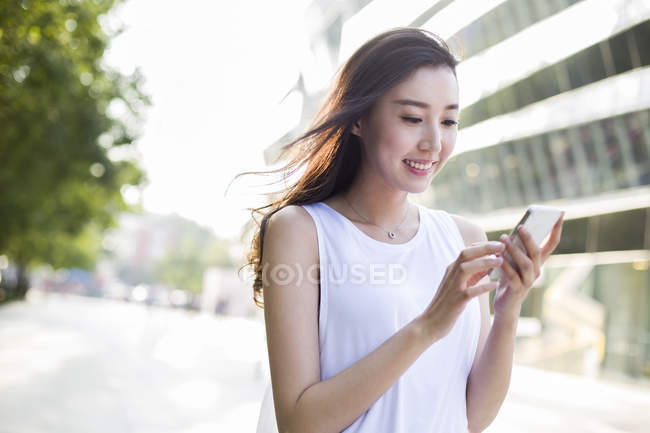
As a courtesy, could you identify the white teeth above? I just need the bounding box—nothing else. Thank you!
[404,159,433,170]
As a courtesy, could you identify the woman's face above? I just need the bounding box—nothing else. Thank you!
[351,64,459,194]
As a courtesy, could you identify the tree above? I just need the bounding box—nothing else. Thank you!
[153,214,234,295]
[0,0,149,298]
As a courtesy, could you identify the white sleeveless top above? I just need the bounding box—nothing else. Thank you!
[256,201,481,433]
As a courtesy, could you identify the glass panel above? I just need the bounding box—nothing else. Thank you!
[512,139,539,203]
[484,147,508,210]
[609,30,634,74]
[548,130,577,198]
[586,121,617,193]
[635,21,650,66]
[599,118,626,189]
[636,109,650,185]
[625,111,650,186]
[612,116,640,188]
[528,135,556,201]
[566,126,594,196]
[565,50,593,88]
[499,141,526,207]
[512,0,534,29]
[597,209,646,251]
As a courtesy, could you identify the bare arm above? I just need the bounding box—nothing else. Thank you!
[263,205,440,433]
[291,314,436,433]
[465,213,565,432]
[452,212,564,432]
[451,214,514,432]
[466,306,518,433]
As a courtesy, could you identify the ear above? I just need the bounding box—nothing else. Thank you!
[350,118,362,137]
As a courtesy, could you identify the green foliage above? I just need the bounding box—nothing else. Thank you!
[153,215,234,294]
[0,0,149,270]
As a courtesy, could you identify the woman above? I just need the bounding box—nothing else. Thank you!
[237,27,564,433]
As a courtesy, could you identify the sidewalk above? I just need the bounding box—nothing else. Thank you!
[1,290,648,432]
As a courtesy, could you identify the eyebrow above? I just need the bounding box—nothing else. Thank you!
[391,99,459,110]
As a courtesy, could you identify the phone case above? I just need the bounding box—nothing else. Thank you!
[488,205,563,282]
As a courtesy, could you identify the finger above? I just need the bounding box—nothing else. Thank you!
[501,233,533,283]
[519,226,540,266]
[541,214,565,261]
[457,256,503,281]
[516,226,541,275]
[457,241,505,263]
[465,280,498,298]
[499,252,522,288]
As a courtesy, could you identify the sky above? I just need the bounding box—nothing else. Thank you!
[104,0,313,240]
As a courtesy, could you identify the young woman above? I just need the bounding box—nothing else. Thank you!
[238,27,564,433]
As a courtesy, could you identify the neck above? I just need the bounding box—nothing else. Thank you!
[342,168,411,228]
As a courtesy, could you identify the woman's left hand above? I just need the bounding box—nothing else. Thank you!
[492,213,565,321]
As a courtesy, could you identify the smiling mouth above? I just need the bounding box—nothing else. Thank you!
[403,159,436,170]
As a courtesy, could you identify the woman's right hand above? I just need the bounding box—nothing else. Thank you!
[421,241,506,341]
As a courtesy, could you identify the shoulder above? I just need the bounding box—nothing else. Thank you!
[263,204,318,260]
[447,213,487,247]
[266,204,315,233]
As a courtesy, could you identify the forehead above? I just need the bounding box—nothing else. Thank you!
[382,65,458,108]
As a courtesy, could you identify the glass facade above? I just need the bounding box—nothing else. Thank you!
[428,109,650,214]
[459,21,650,129]
[454,0,586,60]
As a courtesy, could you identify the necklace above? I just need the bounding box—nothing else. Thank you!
[342,195,410,240]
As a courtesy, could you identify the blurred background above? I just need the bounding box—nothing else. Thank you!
[1,0,649,432]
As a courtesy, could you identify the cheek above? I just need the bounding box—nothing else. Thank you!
[437,135,456,166]
[386,127,418,157]
[441,143,454,161]
[442,131,457,155]
[369,123,408,159]
[375,119,403,141]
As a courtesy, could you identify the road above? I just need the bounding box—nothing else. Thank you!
[1,291,649,433]
[0,291,269,433]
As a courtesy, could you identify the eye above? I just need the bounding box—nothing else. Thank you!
[402,116,459,127]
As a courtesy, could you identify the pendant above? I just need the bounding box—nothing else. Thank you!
[388,231,396,239]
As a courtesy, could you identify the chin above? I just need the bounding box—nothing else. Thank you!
[401,179,432,194]
[404,170,439,193]
[410,183,431,194]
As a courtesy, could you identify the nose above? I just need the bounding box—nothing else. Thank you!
[418,122,442,153]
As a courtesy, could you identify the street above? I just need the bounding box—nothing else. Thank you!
[1,291,649,433]
[0,291,268,433]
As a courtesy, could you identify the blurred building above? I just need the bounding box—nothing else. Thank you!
[202,267,260,318]
[262,0,650,384]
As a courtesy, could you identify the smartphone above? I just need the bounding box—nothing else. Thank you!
[488,204,564,282]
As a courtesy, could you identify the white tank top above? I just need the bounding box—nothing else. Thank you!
[256,201,481,433]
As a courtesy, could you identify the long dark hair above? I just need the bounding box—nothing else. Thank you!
[232,27,460,309]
